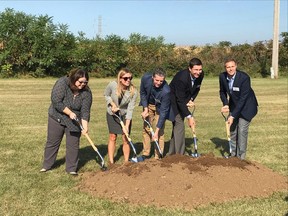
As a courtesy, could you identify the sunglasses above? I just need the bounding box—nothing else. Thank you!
[122,76,132,81]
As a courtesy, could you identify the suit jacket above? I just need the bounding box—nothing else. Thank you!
[104,81,138,120]
[169,69,204,118]
[219,70,258,121]
[139,73,174,128]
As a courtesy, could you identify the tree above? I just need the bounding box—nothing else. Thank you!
[0,8,76,77]
[279,32,288,76]
[0,8,34,76]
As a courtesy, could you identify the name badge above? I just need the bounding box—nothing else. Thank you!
[233,87,240,91]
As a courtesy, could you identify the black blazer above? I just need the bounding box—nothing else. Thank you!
[139,73,174,128]
[169,69,204,118]
[219,70,258,121]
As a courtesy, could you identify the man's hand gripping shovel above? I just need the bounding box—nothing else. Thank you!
[74,118,107,171]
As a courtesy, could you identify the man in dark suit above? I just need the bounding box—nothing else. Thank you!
[168,58,204,155]
[219,58,258,160]
[139,68,173,159]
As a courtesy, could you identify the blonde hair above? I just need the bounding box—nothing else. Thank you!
[116,68,136,98]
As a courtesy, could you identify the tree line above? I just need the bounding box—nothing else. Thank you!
[0,8,287,78]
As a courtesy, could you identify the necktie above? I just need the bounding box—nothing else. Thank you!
[228,78,233,93]
[191,76,195,88]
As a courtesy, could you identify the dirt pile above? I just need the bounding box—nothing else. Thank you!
[77,154,287,210]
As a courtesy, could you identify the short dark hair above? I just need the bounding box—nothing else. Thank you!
[224,58,237,66]
[152,67,166,77]
[188,58,202,69]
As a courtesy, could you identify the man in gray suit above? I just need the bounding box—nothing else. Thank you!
[219,58,258,160]
[168,58,204,155]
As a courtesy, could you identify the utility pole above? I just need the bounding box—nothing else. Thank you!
[271,0,280,79]
[97,15,102,38]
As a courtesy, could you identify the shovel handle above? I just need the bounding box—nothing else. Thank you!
[221,112,231,141]
[119,120,132,142]
[189,104,196,116]
[143,119,157,141]
[225,121,231,141]
[221,111,230,121]
[113,113,130,140]
[191,125,196,138]
[84,133,99,151]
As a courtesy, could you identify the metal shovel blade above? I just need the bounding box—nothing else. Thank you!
[130,155,146,163]
[190,131,200,158]
[100,165,108,171]
[191,151,200,158]
[223,153,232,159]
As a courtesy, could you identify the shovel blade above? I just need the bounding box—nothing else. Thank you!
[223,153,232,159]
[191,152,200,158]
[100,166,108,171]
[130,155,145,163]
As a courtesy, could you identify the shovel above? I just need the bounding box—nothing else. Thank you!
[189,105,200,158]
[221,112,232,158]
[143,118,163,159]
[74,118,107,171]
[113,112,143,163]
[190,123,200,157]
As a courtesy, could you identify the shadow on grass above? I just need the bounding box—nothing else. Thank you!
[78,144,107,170]
[185,137,197,155]
[146,138,197,156]
[78,142,145,168]
[52,158,66,170]
[210,137,230,157]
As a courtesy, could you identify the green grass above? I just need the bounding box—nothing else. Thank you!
[0,77,287,216]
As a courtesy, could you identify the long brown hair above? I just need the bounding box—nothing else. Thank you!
[116,68,135,98]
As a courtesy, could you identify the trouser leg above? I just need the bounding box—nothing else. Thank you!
[168,114,185,155]
[142,122,151,157]
[237,118,250,160]
[42,116,64,170]
[230,120,238,157]
[152,110,165,158]
[65,128,81,172]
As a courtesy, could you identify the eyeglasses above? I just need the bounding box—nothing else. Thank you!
[78,80,88,84]
[122,76,132,81]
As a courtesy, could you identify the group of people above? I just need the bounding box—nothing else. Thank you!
[40,58,258,175]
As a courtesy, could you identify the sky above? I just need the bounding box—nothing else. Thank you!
[0,0,287,46]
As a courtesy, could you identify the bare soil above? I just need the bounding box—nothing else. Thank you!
[77,153,287,210]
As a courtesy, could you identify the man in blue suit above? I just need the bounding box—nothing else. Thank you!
[168,58,204,155]
[219,58,258,160]
[139,68,173,159]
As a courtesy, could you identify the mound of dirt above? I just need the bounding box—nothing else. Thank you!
[77,154,287,210]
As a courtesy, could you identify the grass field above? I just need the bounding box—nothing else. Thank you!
[0,77,287,216]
